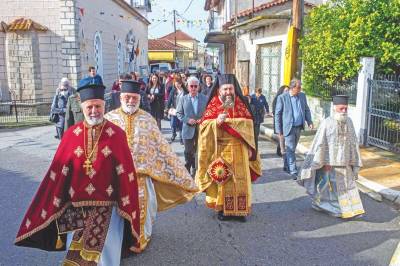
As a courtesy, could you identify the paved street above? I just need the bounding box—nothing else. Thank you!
[0,122,399,266]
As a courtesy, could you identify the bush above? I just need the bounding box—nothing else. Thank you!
[300,0,400,90]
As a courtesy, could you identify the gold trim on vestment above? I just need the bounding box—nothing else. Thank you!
[63,260,81,266]
[15,200,139,245]
[196,119,261,216]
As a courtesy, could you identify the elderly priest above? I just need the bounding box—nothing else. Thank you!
[299,95,365,219]
[15,84,140,265]
[105,80,198,252]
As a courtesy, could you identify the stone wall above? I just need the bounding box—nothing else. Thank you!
[5,31,43,100]
[76,0,149,89]
[0,0,62,99]
[59,0,81,88]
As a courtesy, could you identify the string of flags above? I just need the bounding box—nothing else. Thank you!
[76,6,207,30]
[151,18,207,24]
[77,7,142,22]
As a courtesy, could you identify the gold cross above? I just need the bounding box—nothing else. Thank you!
[83,159,93,175]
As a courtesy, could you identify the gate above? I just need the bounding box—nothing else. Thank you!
[367,76,400,153]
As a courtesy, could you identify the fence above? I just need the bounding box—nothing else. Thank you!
[367,75,400,153]
[0,97,53,127]
[305,78,358,105]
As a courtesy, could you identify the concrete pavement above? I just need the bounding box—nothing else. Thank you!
[0,122,399,265]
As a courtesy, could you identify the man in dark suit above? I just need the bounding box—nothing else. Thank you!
[176,76,208,176]
[275,78,313,178]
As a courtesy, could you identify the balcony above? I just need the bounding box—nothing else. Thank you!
[209,14,225,32]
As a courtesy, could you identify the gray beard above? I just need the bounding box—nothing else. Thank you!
[333,112,348,123]
[86,117,103,126]
[122,104,138,114]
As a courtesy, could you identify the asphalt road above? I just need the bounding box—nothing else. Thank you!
[0,122,399,266]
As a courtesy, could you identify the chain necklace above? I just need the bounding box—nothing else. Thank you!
[83,121,106,175]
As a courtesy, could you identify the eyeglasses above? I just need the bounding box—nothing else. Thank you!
[59,89,68,91]
[189,85,198,88]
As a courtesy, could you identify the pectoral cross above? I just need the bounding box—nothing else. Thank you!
[83,159,93,175]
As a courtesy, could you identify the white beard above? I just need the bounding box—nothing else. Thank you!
[334,112,348,123]
[85,116,103,126]
[121,103,139,114]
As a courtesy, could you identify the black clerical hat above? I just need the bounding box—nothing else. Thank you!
[332,95,349,105]
[120,80,141,94]
[77,84,105,102]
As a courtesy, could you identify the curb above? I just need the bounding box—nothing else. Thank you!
[260,125,400,206]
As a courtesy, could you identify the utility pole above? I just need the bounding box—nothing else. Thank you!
[173,9,177,68]
[283,0,304,84]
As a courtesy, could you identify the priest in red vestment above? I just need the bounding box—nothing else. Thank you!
[196,74,262,222]
[14,84,140,265]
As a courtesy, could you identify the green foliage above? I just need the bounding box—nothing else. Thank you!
[300,0,400,88]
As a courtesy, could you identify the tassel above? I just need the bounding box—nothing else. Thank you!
[56,235,64,249]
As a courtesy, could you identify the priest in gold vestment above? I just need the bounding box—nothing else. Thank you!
[196,74,262,221]
[104,80,198,252]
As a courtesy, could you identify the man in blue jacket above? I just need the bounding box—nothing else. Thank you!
[79,66,104,87]
[275,79,313,179]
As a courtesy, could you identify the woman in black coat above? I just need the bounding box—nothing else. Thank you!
[146,73,165,129]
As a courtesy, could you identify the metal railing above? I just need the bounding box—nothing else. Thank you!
[367,75,400,153]
[0,97,53,127]
[305,79,358,105]
[209,13,225,32]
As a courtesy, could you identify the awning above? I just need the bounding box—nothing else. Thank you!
[228,15,290,31]
[148,51,174,61]
[204,31,233,44]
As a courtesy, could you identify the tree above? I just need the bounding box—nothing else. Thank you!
[300,0,400,87]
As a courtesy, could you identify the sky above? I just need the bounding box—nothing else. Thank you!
[147,0,209,44]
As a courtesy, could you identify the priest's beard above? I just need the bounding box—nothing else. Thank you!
[85,115,104,126]
[334,111,348,123]
[221,94,235,110]
[121,102,139,114]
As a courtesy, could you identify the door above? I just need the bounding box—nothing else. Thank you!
[256,42,282,104]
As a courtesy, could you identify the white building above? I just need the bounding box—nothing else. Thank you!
[204,0,323,103]
[0,0,151,100]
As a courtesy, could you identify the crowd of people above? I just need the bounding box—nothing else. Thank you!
[21,66,364,265]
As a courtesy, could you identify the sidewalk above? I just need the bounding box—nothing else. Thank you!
[260,117,400,206]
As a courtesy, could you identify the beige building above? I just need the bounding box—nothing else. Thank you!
[0,0,151,101]
[204,0,322,103]
[159,30,199,68]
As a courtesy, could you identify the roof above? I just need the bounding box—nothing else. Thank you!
[234,0,315,19]
[112,0,150,25]
[6,18,48,32]
[148,39,191,51]
[160,30,198,42]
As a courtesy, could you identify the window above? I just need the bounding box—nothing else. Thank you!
[94,32,103,77]
[117,41,124,75]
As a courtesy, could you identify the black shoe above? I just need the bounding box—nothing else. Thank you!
[291,173,298,180]
[217,211,227,221]
[170,134,176,141]
[180,139,184,145]
[54,135,59,139]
